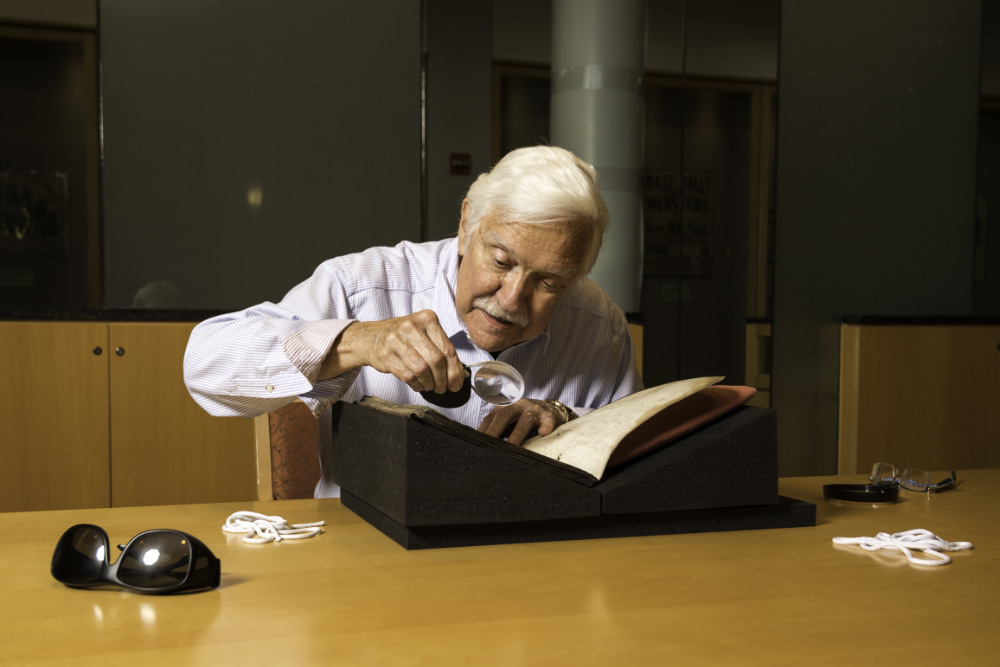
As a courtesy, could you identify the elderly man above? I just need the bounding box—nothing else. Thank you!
[184,146,643,497]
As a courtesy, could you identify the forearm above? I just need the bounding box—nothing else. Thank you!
[315,320,377,381]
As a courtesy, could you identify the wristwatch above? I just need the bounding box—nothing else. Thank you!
[544,399,578,425]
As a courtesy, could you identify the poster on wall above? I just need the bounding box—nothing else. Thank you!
[642,170,712,277]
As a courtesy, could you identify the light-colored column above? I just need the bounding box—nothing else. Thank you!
[551,0,646,313]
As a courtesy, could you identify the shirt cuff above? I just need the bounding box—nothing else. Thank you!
[299,368,362,418]
[282,318,356,384]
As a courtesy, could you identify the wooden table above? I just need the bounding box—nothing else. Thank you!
[2,470,997,665]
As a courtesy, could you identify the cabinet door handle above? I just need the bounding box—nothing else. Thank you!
[93,347,103,356]
[115,347,125,356]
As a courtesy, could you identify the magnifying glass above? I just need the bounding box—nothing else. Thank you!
[419,360,525,408]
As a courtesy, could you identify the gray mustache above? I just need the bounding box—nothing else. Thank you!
[472,296,529,327]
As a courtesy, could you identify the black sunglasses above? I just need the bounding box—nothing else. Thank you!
[51,524,220,594]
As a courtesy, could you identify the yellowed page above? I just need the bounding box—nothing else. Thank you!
[522,376,724,480]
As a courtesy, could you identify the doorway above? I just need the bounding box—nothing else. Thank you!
[0,25,100,309]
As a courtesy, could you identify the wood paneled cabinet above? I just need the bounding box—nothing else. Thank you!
[838,323,1000,474]
[0,321,256,512]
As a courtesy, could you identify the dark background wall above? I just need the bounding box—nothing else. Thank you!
[99,0,422,310]
[773,0,983,474]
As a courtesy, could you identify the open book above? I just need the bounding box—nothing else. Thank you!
[359,376,756,486]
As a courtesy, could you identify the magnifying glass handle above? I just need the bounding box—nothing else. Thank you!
[419,367,472,408]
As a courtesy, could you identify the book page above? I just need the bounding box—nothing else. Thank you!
[522,376,724,480]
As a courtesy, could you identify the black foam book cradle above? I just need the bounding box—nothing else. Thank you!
[325,401,816,549]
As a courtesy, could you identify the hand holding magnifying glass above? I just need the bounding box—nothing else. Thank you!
[419,360,525,408]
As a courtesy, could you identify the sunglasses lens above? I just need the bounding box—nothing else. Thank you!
[51,524,108,585]
[188,537,222,589]
[118,531,193,590]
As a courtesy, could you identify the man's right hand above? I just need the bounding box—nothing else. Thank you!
[320,310,466,395]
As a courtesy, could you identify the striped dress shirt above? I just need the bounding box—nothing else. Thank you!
[183,237,642,496]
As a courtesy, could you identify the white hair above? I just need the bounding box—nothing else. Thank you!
[462,146,609,274]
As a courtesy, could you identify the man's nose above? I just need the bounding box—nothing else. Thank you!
[495,271,528,312]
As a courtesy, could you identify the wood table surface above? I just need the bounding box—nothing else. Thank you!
[1,469,997,665]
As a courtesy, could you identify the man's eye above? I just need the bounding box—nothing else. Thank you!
[492,257,510,269]
[540,279,562,292]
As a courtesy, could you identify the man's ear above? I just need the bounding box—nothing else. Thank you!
[457,198,471,255]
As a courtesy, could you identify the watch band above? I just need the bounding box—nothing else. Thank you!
[545,399,578,424]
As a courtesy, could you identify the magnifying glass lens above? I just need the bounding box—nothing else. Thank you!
[469,362,524,405]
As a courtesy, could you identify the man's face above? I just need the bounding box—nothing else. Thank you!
[456,204,588,352]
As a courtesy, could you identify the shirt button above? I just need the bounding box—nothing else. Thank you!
[265,385,274,393]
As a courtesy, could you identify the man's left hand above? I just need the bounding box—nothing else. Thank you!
[478,398,566,446]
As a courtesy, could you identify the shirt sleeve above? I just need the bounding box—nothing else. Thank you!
[183,260,361,417]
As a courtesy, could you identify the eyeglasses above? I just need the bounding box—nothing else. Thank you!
[51,524,220,594]
[870,463,957,493]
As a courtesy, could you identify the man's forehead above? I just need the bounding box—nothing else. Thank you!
[480,222,585,275]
